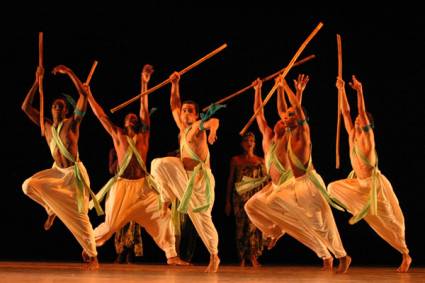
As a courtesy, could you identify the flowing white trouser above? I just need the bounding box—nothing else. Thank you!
[22,162,97,257]
[93,177,177,258]
[151,157,219,255]
[328,173,408,254]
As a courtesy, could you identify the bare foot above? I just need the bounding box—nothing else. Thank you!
[85,256,99,270]
[251,256,261,267]
[397,253,412,273]
[167,256,191,266]
[267,237,278,250]
[44,214,56,231]
[321,257,333,271]
[81,250,99,270]
[82,250,91,263]
[205,254,220,273]
[336,255,351,274]
[239,259,246,267]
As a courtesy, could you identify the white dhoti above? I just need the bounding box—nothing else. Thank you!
[275,170,347,258]
[22,162,97,257]
[328,172,408,254]
[151,156,219,255]
[93,177,177,258]
[245,180,332,259]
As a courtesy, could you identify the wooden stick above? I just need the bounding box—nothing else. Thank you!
[38,32,45,136]
[240,22,324,136]
[201,54,315,112]
[110,43,228,113]
[85,60,98,84]
[336,34,342,169]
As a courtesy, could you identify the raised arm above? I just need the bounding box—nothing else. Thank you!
[52,65,88,122]
[336,77,353,133]
[85,84,118,137]
[21,66,44,126]
[253,78,272,137]
[276,75,288,119]
[288,74,308,122]
[169,71,184,131]
[140,64,154,127]
[349,75,368,125]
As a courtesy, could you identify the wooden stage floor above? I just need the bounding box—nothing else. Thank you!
[0,261,424,282]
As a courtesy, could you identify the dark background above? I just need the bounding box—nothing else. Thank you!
[1,2,424,267]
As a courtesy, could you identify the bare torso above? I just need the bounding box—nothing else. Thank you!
[113,130,149,179]
[45,118,79,168]
[180,123,210,171]
[349,128,376,179]
[287,127,313,178]
[263,131,292,184]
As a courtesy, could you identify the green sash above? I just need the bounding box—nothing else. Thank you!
[287,134,346,212]
[347,145,379,224]
[89,135,163,210]
[50,122,103,215]
[235,175,269,195]
[266,141,293,187]
[178,126,212,213]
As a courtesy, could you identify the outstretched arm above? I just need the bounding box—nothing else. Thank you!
[21,66,43,126]
[52,65,88,122]
[336,77,353,133]
[169,71,184,131]
[140,64,154,128]
[85,84,118,137]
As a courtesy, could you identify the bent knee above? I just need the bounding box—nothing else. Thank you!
[22,179,33,195]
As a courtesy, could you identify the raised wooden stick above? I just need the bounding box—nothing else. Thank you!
[336,34,342,169]
[240,22,324,136]
[201,54,315,112]
[38,32,45,136]
[85,60,98,84]
[110,43,228,113]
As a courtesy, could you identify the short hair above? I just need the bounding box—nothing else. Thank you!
[182,100,199,115]
[241,131,255,142]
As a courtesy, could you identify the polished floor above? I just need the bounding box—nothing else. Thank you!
[0,261,424,283]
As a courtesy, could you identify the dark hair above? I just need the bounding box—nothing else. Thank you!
[182,100,199,115]
[241,131,255,142]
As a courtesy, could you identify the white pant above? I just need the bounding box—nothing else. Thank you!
[245,179,332,259]
[328,172,408,254]
[151,156,219,255]
[22,162,97,257]
[93,177,177,258]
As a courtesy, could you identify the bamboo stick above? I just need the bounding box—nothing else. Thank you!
[85,60,98,84]
[240,22,324,136]
[201,54,315,112]
[38,32,45,136]
[110,43,227,113]
[336,34,342,169]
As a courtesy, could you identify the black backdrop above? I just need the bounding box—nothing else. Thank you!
[1,2,424,267]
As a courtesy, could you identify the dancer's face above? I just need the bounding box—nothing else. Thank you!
[281,106,297,128]
[180,103,198,126]
[241,136,255,152]
[51,99,68,120]
[124,113,139,128]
